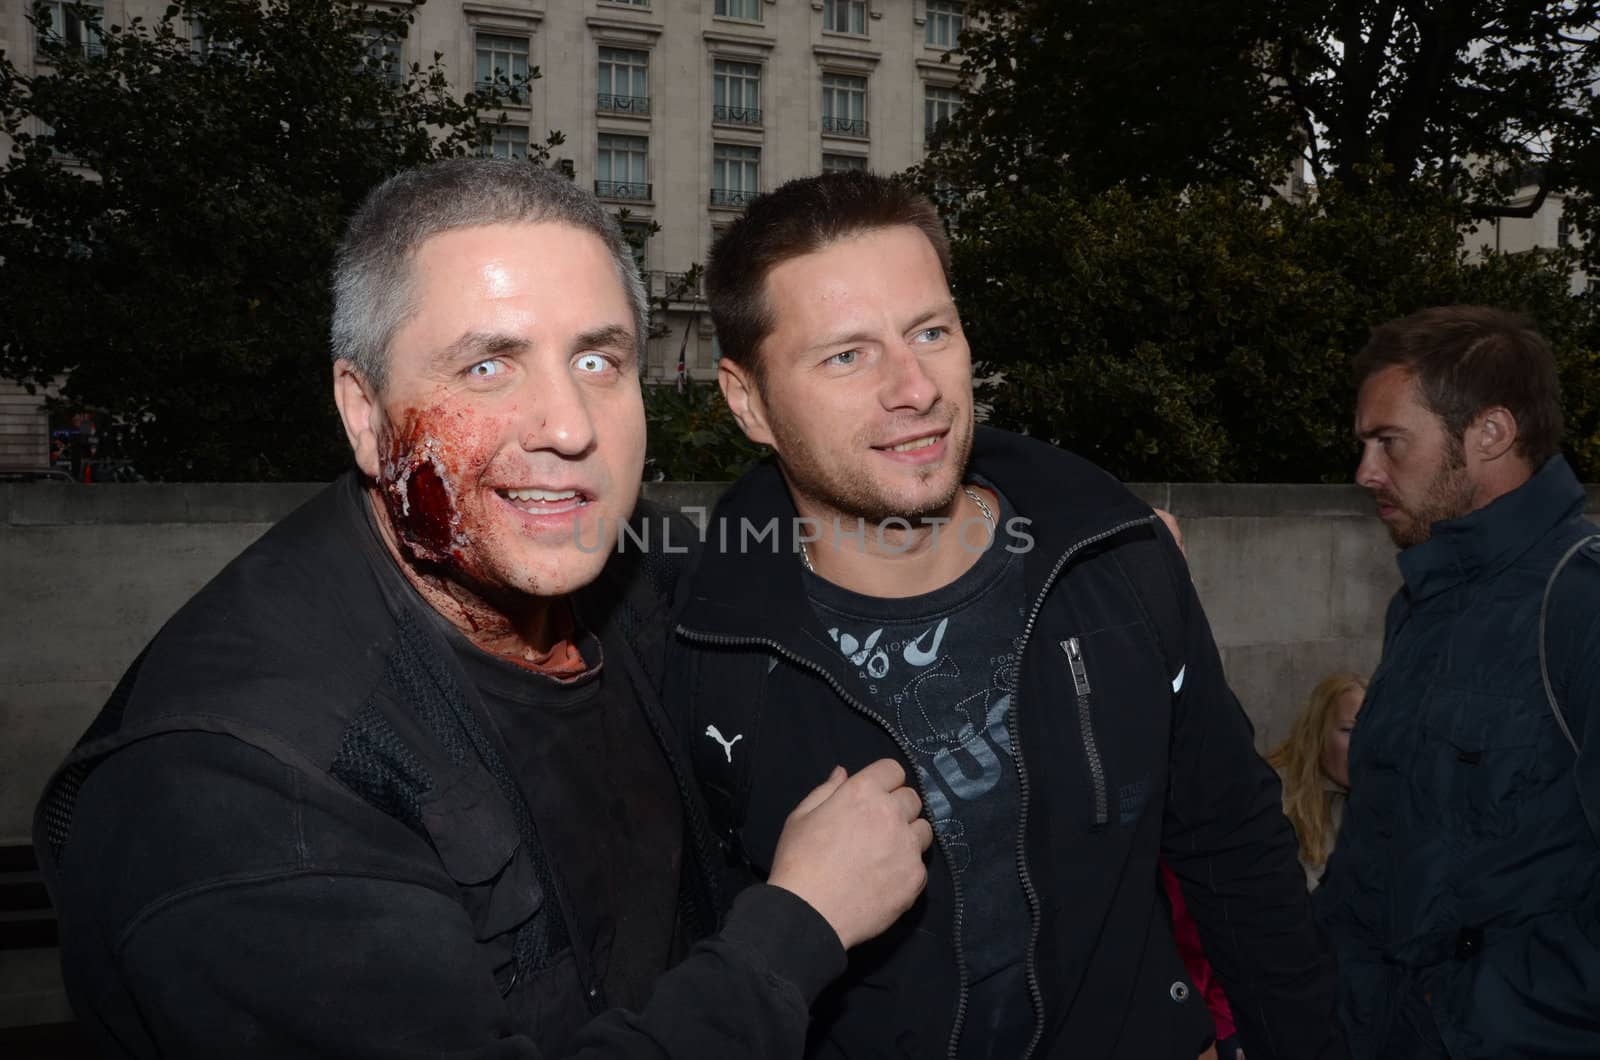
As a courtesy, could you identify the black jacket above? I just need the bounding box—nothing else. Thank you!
[1317,456,1600,1058]
[34,472,843,1058]
[668,427,1345,1060]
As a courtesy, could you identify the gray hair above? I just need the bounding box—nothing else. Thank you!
[331,159,648,390]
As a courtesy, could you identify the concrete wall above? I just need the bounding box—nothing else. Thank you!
[5,479,1599,845]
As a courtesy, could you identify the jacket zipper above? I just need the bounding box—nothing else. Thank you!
[1063,637,1108,827]
[1011,515,1155,1060]
[672,625,973,1059]
[678,511,1153,1060]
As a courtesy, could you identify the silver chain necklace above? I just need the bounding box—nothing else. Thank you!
[799,486,994,572]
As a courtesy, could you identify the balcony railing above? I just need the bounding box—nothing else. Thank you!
[595,180,652,201]
[709,188,756,209]
[821,115,869,138]
[597,93,651,115]
[713,104,762,127]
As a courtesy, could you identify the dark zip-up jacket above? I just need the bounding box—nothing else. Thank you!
[33,472,843,1059]
[1315,455,1600,1058]
[668,427,1346,1060]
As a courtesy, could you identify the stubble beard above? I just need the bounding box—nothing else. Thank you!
[1387,438,1477,549]
[771,408,973,526]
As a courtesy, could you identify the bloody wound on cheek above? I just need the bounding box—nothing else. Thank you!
[379,416,464,565]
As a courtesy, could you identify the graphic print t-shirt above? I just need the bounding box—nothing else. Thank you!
[804,485,1032,1059]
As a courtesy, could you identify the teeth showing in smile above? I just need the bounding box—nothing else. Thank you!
[503,488,578,502]
[888,435,940,453]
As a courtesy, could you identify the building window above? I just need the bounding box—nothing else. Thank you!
[188,16,239,58]
[476,125,531,160]
[711,144,760,207]
[598,47,650,115]
[925,85,961,143]
[822,74,868,138]
[606,0,650,6]
[925,0,965,48]
[1558,210,1572,249]
[822,0,867,35]
[597,134,650,200]
[475,33,530,100]
[37,0,106,57]
[714,61,763,127]
[714,0,762,21]
[362,26,405,85]
[823,153,867,173]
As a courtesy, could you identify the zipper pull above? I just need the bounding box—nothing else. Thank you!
[1061,637,1091,698]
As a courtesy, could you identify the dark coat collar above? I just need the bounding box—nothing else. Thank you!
[676,426,1153,642]
[1396,455,1587,602]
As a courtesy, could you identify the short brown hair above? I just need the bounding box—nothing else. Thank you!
[1352,305,1565,467]
[705,171,951,379]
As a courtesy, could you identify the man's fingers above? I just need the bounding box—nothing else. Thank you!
[893,785,923,822]
[852,757,908,792]
[790,765,848,817]
[910,817,934,851]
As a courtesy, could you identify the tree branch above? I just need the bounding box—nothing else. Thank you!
[1275,49,1330,182]
[1479,180,1554,220]
[1332,0,1402,178]
[1379,0,1476,184]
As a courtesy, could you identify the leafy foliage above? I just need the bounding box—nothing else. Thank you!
[921,0,1303,199]
[0,0,557,480]
[642,379,765,482]
[921,0,1600,483]
[952,178,1598,482]
[1273,0,1600,229]
[932,1,1600,228]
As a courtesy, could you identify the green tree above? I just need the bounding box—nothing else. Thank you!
[642,378,765,482]
[932,1,1600,248]
[0,0,558,480]
[923,0,1303,199]
[1275,0,1600,226]
[922,1,1600,482]
[951,178,1597,482]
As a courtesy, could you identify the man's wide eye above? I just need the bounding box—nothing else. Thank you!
[575,353,612,374]
[468,359,502,378]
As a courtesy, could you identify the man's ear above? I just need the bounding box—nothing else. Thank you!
[1468,405,1519,465]
[718,358,776,448]
[332,360,383,478]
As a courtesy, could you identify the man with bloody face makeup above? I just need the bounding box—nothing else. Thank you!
[1318,307,1600,1058]
[33,160,931,1058]
[667,172,1343,1060]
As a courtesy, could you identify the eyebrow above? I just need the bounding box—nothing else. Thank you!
[796,302,959,356]
[1354,422,1408,441]
[800,328,877,357]
[430,323,638,371]
[431,331,530,372]
[573,323,638,365]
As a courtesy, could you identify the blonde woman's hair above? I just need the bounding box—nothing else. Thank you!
[1267,672,1367,870]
